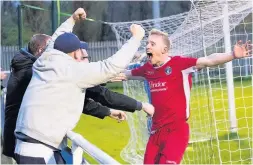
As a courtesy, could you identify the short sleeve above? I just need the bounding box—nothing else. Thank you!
[131,65,146,77]
[176,56,198,71]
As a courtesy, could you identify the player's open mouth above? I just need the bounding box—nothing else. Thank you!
[147,52,153,60]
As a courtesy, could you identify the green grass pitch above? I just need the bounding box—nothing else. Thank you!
[73,80,252,164]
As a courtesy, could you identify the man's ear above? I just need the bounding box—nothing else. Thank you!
[73,51,77,59]
[38,48,43,53]
[162,46,168,54]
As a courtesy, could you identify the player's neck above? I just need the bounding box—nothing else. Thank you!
[154,56,171,67]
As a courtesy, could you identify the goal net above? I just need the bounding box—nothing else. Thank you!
[108,0,252,164]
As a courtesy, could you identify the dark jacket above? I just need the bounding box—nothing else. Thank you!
[1,81,4,90]
[83,98,111,118]
[3,48,36,158]
[2,48,142,158]
[84,86,142,119]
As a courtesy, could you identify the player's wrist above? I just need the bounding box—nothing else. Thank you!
[232,51,237,59]
[131,36,143,42]
[69,16,76,25]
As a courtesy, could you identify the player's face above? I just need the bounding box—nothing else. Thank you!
[146,35,167,65]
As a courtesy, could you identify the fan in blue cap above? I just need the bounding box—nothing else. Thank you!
[54,32,89,62]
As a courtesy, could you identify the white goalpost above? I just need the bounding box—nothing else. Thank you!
[107,0,252,164]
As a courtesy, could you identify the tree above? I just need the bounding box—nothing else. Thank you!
[21,1,52,35]
[72,1,108,41]
[1,1,19,45]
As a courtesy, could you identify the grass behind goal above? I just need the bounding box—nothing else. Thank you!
[73,80,252,164]
[184,80,252,164]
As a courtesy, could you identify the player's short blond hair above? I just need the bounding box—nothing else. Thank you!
[149,29,170,50]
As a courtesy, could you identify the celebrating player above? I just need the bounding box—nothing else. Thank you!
[119,29,252,164]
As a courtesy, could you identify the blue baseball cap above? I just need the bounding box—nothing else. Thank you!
[80,41,88,50]
[54,33,88,53]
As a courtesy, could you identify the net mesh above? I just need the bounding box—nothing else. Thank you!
[107,0,252,164]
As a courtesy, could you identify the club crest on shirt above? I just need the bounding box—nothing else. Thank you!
[165,67,172,75]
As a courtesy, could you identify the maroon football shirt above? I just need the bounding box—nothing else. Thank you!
[132,56,198,130]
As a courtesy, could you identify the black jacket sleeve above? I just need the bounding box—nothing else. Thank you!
[82,98,111,119]
[1,80,4,90]
[85,85,142,113]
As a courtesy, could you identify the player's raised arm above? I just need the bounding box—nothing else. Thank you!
[196,40,252,69]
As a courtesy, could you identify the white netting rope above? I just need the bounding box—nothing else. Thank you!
[108,0,251,56]
[105,0,252,164]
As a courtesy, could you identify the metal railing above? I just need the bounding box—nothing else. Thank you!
[66,131,120,164]
[0,89,120,164]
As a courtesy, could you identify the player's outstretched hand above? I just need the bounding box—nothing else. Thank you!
[233,40,252,58]
[142,102,155,117]
[109,109,127,123]
[130,24,145,41]
[72,8,86,21]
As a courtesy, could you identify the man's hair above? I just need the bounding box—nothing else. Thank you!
[28,34,51,55]
[149,29,171,50]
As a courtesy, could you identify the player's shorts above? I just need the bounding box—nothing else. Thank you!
[144,122,189,164]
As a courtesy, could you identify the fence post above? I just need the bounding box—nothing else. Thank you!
[17,4,23,49]
[71,143,84,165]
[51,1,58,34]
